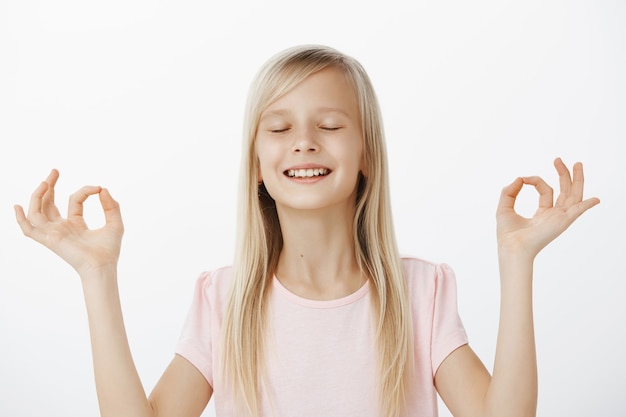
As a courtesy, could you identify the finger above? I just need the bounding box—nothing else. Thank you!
[14,204,35,237]
[570,161,585,202]
[42,169,62,219]
[99,188,124,233]
[27,181,49,219]
[566,197,601,221]
[496,177,524,214]
[522,176,554,209]
[554,157,572,195]
[67,185,103,218]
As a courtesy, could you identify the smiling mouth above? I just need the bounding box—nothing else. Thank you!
[285,168,331,178]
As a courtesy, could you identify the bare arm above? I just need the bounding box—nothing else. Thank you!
[435,158,600,417]
[82,271,212,416]
[15,169,211,417]
[149,355,213,416]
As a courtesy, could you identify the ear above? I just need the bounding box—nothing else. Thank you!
[257,162,263,184]
[359,158,368,178]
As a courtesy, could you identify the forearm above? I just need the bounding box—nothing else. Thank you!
[484,250,538,417]
[81,267,154,417]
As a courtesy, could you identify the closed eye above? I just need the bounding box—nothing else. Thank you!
[320,126,342,131]
[270,128,290,133]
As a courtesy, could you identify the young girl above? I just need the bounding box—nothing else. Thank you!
[15,45,599,417]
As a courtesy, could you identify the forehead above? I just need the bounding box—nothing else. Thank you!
[260,67,359,119]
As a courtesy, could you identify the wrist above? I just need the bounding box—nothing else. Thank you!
[79,265,122,311]
[79,264,118,285]
[497,241,537,265]
[497,243,536,283]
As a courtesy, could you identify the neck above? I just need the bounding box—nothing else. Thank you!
[275,204,364,300]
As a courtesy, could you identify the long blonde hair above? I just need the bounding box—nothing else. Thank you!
[221,45,413,416]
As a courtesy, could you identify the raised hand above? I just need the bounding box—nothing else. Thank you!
[496,158,600,260]
[14,169,124,276]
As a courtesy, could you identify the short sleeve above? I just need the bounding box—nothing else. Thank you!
[430,263,468,376]
[175,271,214,386]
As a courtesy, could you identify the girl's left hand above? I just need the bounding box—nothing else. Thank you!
[496,158,600,260]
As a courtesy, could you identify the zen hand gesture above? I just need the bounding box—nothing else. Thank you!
[14,169,124,276]
[496,158,600,260]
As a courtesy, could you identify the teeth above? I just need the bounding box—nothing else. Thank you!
[287,168,329,178]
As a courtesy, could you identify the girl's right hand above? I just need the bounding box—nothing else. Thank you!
[14,169,124,277]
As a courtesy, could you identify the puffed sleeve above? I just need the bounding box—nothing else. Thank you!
[430,263,468,376]
[175,271,215,386]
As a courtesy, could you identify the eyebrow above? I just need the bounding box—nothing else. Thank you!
[259,107,351,122]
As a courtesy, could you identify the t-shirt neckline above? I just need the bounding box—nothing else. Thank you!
[272,276,370,309]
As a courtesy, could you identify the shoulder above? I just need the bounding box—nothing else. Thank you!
[195,265,232,286]
[400,255,459,299]
[400,255,455,280]
[191,266,233,305]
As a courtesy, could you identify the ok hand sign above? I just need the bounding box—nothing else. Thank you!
[15,169,124,277]
[496,158,600,260]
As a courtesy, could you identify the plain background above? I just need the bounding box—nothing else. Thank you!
[1,0,624,415]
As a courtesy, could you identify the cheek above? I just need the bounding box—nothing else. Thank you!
[343,138,365,173]
[255,137,270,166]
[255,143,280,181]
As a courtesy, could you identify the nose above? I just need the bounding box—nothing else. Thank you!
[291,127,319,153]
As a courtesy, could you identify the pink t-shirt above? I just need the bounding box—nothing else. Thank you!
[176,256,468,416]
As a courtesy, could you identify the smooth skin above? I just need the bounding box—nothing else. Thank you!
[15,71,599,417]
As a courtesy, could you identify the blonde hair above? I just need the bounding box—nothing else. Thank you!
[221,45,413,416]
